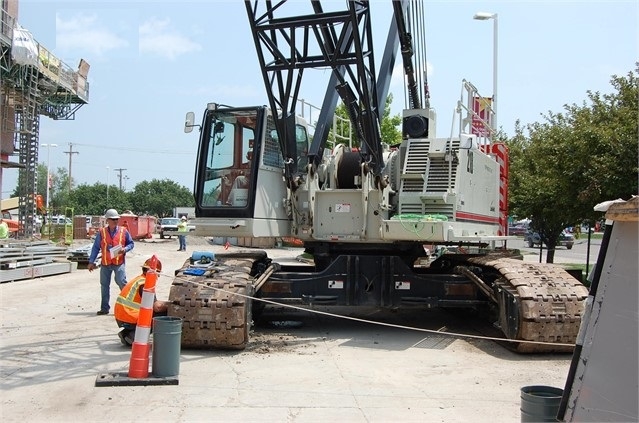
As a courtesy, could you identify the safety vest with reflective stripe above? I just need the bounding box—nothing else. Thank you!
[100,226,127,266]
[114,275,145,324]
[178,220,188,233]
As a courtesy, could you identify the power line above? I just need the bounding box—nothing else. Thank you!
[69,142,195,155]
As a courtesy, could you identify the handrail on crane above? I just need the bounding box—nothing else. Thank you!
[457,79,496,145]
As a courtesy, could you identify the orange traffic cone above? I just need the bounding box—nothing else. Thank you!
[128,255,159,378]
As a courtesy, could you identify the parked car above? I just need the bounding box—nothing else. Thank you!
[508,222,529,236]
[159,217,195,239]
[48,215,72,225]
[524,229,574,249]
[159,217,180,239]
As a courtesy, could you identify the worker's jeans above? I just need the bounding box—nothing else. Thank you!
[178,234,186,250]
[100,264,127,312]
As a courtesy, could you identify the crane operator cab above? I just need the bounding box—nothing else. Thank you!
[186,103,309,238]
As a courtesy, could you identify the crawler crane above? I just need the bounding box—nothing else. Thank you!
[171,0,588,352]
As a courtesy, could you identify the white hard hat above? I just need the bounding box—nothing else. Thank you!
[181,216,187,220]
[105,209,120,219]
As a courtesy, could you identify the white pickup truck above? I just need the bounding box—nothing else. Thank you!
[158,217,195,239]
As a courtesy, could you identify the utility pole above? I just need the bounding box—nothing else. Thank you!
[64,143,79,194]
[106,166,110,208]
[114,168,127,190]
[42,144,58,210]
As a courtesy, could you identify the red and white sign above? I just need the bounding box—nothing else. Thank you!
[471,96,492,137]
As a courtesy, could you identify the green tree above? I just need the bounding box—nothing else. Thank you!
[379,93,402,145]
[68,183,130,215]
[561,67,638,215]
[329,93,402,147]
[508,65,638,262]
[16,175,194,217]
[67,183,104,215]
[508,120,577,263]
[50,166,71,210]
[129,179,194,217]
[328,102,354,147]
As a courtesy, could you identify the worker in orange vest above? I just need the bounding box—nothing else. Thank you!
[114,257,170,346]
[88,209,135,315]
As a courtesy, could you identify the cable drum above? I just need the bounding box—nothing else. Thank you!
[336,151,361,188]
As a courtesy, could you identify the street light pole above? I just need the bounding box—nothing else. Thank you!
[473,12,498,133]
[41,143,58,211]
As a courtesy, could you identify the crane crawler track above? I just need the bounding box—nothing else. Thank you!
[469,256,589,353]
[167,253,264,350]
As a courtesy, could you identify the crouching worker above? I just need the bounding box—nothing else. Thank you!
[114,257,171,346]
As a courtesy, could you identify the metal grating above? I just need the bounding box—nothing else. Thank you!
[411,335,454,350]
[398,202,455,219]
[398,138,460,218]
[263,115,284,168]
[404,142,430,174]
[426,158,457,192]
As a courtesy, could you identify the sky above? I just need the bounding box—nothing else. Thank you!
[2,0,637,199]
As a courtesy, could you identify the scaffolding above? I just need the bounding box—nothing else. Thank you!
[0,0,89,238]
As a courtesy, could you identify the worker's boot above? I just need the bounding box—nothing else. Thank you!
[117,329,127,346]
[118,328,134,347]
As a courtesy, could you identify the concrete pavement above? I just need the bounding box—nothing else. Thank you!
[1,236,574,422]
